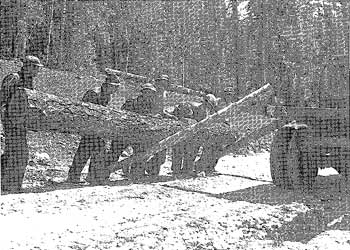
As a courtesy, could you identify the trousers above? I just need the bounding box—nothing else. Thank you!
[67,135,109,183]
[1,128,29,192]
[172,140,200,174]
[109,137,166,177]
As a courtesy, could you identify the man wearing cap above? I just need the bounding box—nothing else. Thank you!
[144,74,179,176]
[1,55,43,193]
[171,94,219,175]
[197,87,240,175]
[65,74,122,185]
[109,81,175,178]
[222,86,239,105]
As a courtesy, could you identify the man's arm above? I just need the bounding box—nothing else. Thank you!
[82,89,98,104]
[1,73,19,108]
[155,110,179,120]
[121,98,136,112]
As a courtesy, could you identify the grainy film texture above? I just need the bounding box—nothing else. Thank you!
[0,0,349,249]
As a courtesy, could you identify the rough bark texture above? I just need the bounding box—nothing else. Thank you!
[114,84,274,172]
[25,84,274,175]
[26,89,187,144]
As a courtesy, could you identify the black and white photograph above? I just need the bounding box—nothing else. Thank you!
[0,0,349,249]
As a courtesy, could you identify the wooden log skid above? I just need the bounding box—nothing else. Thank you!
[113,84,274,173]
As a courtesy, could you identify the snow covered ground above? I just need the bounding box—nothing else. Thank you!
[1,152,349,250]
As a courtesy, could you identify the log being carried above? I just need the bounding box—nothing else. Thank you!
[25,68,275,178]
[105,68,208,98]
[26,89,187,143]
[26,81,273,168]
[113,83,276,174]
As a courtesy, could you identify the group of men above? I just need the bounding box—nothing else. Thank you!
[0,55,238,192]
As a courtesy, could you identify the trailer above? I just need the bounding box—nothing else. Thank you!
[266,2,350,190]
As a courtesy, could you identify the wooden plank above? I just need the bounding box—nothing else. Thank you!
[105,68,207,97]
[113,83,274,173]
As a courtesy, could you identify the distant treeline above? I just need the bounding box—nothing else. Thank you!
[0,0,348,101]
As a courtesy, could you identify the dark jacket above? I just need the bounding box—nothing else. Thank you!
[82,87,111,107]
[79,87,112,149]
[121,94,155,115]
[172,102,208,122]
[1,72,29,134]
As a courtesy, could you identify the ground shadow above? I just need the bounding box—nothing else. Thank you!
[213,175,350,243]
[2,173,199,195]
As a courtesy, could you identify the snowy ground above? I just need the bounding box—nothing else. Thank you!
[1,152,349,250]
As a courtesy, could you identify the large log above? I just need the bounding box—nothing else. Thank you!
[113,84,274,172]
[105,68,207,97]
[26,89,188,143]
[25,84,274,176]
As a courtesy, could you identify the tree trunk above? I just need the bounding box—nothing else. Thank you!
[113,84,274,172]
[58,0,67,68]
[26,89,187,144]
[45,0,55,65]
[25,84,273,175]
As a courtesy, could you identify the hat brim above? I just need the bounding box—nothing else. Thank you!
[107,82,121,88]
[33,63,44,67]
[142,87,157,92]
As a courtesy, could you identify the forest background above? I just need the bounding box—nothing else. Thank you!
[0,0,348,103]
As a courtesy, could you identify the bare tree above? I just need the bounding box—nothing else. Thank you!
[45,0,54,64]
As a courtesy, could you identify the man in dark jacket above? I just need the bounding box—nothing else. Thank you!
[221,87,239,105]
[109,82,175,178]
[171,94,218,175]
[195,88,236,175]
[1,55,43,193]
[66,74,121,185]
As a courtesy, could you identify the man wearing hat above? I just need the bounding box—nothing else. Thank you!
[108,81,175,179]
[144,74,180,175]
[65,73,122,185]
[222,86,239,105]
[171,93,219,175]
[196,87,240,175]
[1,55,43,193]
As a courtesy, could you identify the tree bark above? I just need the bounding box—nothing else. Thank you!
[26,89,187,144]
[25,84,273,175]
[45,0,55,65]
[113,84,273,172]
[59,0,67,68]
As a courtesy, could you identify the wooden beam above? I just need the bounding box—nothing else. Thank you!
[113,83,274,173]
[105,68,207,97]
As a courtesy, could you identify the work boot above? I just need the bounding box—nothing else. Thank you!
[145,161,161,177]
[66,175,83,184]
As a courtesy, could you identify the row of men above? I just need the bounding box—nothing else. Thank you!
[0,55,237,192]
